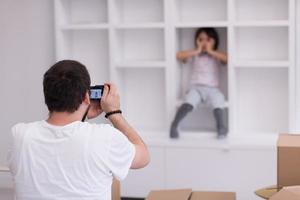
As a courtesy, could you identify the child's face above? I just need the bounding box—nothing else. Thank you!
[197,32,215,50]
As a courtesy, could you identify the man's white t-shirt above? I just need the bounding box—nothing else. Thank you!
[7,120,135,200]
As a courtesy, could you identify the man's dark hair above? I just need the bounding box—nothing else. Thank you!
[194,27,219,50]
[43,60,91,113]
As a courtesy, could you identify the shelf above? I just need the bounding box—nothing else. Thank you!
[114,28,165,63]
[57,0,108,25]
[175,21,228,28]
[235,0,289,21]
[235,68,289,134]
[60,23,109,30]
[235,26,289,61]
[174,0,227,23]
[114,0,164,24]
[58,30,110,85]
[234,60,290,68]
[116,68,166,131]
[137,130,278,150]
[176,100,229,108]
[234,20,289,27]
[115,61,166,68]
[114,23,165,29]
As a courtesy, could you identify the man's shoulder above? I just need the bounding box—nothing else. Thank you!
[81,122,118,136]
[82,122,113,130]
[10,121,41,139]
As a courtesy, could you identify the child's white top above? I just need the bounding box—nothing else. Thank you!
[188,53,222,87]
[7,120,135,200]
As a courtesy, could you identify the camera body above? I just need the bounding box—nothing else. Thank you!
[90,85,104,101]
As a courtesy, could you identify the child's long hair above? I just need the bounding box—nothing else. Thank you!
[194,28,219,50]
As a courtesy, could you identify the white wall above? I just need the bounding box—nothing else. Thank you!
[0,0,55,165]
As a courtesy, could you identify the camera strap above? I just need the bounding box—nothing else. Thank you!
[81,105,90,122]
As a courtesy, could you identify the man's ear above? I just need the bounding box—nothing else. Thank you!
[83,92,90,105]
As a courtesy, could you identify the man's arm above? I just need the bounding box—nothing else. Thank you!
[101,83,150,169]
[108,114,149,169]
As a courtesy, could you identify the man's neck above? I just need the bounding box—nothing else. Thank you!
[46,110,84,126]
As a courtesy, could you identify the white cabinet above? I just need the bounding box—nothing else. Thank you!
[120,141,276,200]
[165,147,276,200]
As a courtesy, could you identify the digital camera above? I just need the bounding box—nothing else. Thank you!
[90,85,104,101]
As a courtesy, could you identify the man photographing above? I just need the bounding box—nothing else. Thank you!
[7,60,150,200]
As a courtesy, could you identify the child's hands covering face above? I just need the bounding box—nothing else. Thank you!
[196,39,204,54]
[206,38,215,53]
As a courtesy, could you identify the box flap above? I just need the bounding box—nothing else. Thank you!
[146,189,192,200]
[255,185,278,199]
[277,134,300,147]
[190,191,236,200]
[270,186,300,200]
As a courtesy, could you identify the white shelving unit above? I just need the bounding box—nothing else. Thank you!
[54,0,296,137]
[52,1,298,199]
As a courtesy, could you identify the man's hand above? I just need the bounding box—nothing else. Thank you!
[87,100,103,119]
[101,83,121,113]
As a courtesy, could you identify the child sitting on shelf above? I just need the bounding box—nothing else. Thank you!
[170,27,228,139]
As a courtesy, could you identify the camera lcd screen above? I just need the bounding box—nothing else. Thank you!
[90,89,102,99]
[90,85,104,100]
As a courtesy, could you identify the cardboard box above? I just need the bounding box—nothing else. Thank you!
[270,186,300,200]
[146,189,236,200]
[255,185,300,200]
[146,189,192,200]
[190,191,236,200]
[277,134,300,188]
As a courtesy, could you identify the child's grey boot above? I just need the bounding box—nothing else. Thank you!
[213,108,228,139]
[170,103,193,139]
